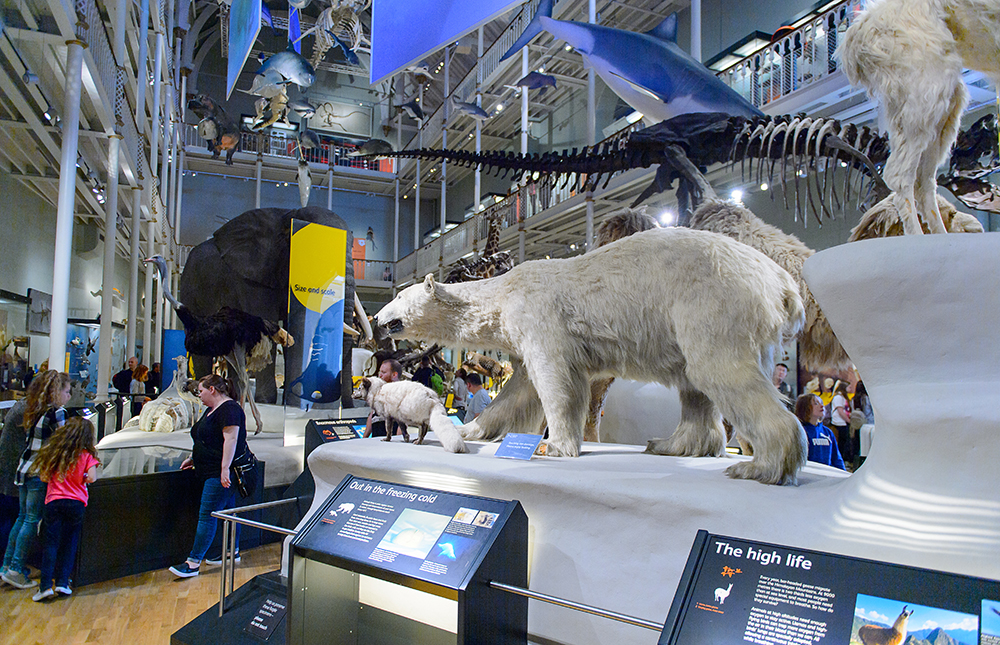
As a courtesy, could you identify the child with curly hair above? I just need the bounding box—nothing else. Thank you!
[1,370,71,590]
[29,417,100,601]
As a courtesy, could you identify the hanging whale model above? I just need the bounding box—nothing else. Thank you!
[448,95,491,122]
[501,0,761,122]
[258,44,316,89]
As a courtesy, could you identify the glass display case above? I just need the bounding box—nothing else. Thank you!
[0,290,30,393]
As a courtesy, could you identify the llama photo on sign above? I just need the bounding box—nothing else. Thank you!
[375,226,808,485]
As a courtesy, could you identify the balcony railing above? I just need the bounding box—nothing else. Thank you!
[715,0,861,109]
[180,123,396,173]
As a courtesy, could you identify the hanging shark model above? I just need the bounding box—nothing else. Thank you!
[501,0,761,122]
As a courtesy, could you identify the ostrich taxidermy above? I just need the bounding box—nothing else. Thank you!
[850,193,984,241]
[837,0,1000,235]
[145,255,294,433]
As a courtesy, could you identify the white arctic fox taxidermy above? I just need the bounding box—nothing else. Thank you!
[357,377,467,453]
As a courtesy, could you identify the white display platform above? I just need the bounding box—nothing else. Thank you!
[293,234,1000,645]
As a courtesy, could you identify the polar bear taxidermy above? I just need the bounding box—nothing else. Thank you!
[375,227,808,485]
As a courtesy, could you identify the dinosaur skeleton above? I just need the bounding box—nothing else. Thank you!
[368,112,891,225]
[300,0,371,69]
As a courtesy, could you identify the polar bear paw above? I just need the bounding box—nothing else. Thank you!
[725,460,797,486]
[542,438,580,458]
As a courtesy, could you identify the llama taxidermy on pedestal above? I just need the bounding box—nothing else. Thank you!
[375,228,808,485]
[837,0,1000,235]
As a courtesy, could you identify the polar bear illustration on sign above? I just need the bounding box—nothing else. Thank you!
[375,227,808,485]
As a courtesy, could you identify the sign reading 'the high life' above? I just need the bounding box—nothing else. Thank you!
[660,531,1000,645]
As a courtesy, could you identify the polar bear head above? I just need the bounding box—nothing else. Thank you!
[374,274,463,343]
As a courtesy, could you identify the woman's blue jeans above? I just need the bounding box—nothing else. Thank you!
[2,476,47,576]
[189,477,240,563]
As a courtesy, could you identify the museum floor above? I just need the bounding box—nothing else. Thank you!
[0,543,281,645]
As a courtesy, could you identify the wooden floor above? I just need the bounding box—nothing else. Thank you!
[0,543,282,645]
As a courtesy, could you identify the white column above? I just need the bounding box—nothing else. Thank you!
[691,0,702,63]
[127,187,142,360]
[154,244,167,363]
[518,47,528,263]
[142,216,155,365]
[474,27,483,214]
[255,154,262,208]
[150,32,164,178]
[394,78,401,283]
[414,85,423,251]
[327,165,333,210]
[160,85,172,203]
[585,0,596,252]
[114,0,128,63]
[97,134,122,401]
[135,0,150,133]
[440,47,448,235]
[48,40,87,367]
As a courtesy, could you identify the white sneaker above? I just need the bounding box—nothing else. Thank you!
[32,587,55,602]
[55,585,73,596]
[204,553,241,565]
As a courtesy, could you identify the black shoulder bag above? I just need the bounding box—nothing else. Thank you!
[231,447,259,499]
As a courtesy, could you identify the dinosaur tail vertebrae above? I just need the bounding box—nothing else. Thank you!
[366,114,890,223]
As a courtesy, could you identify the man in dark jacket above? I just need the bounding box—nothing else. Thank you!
[112,356,138,393]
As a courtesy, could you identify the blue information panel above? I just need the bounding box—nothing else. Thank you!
[494,433,543,460]
[295,476,517,589]
[660,531,1000,645]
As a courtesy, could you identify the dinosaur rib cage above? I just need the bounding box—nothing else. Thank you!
[374,113,891,224]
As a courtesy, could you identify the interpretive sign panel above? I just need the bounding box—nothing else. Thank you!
[660,531,1000,645]
[243,594,286,641]
[307,418,362,443]
[294,475,516,590]
[494,433,543,460]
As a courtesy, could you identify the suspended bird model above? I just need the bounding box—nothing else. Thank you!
[396,98,424,122]
[144,255,294,434]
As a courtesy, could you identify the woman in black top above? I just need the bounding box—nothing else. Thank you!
[169,374,247,578]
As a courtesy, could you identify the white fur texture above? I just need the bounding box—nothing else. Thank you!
[376,227,808,485]
[849,193,985,240]
[837,0,1000,235]
[689,199,850,371]
[357,377,467,453]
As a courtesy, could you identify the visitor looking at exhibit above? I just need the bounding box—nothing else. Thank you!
[169,374,248,579]
[464,373,492,424]
[794,393,846,471]
[2,371,72,589]
[29,417,100,601]
[362,359,408,441]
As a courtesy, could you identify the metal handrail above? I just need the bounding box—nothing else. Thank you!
[489,581,664,631]
[212,497,302,617]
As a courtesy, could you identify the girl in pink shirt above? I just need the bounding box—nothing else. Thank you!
[29,417,100,601]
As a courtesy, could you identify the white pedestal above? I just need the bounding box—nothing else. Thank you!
[295,235,1000,645]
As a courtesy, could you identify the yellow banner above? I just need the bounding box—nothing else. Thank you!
[289,224,347,314]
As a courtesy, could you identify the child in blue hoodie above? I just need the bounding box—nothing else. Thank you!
[794,393,846,470]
